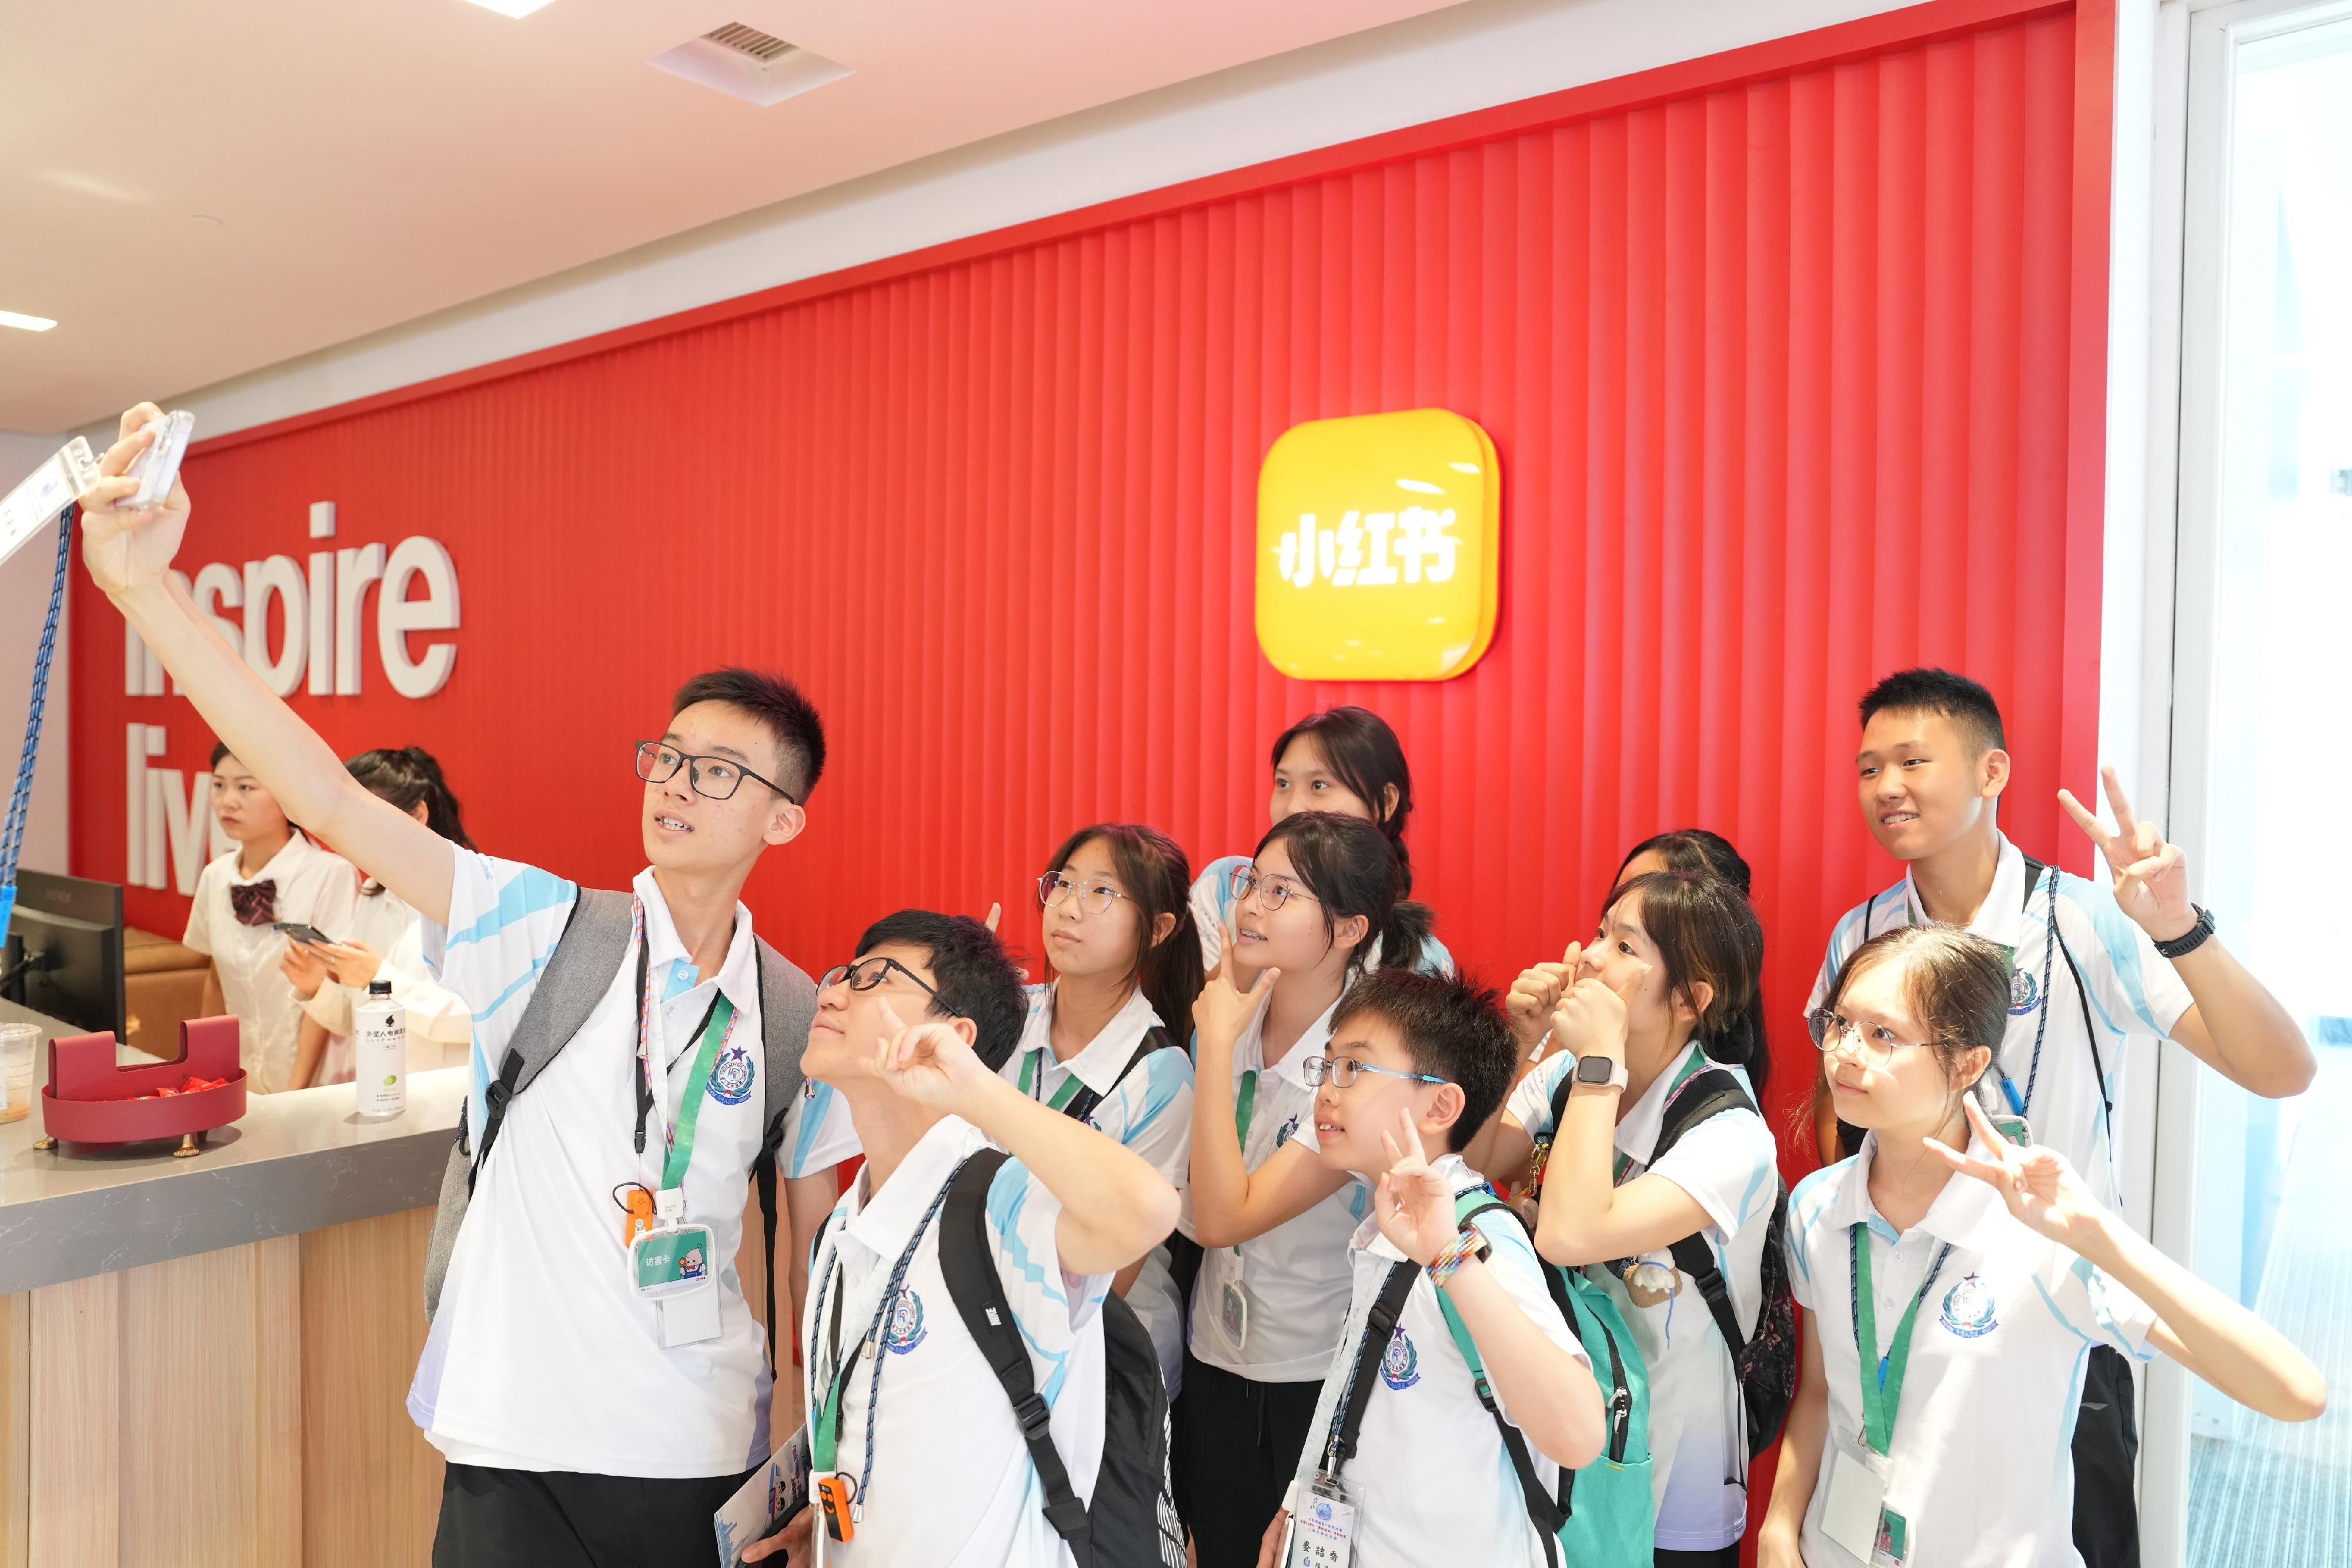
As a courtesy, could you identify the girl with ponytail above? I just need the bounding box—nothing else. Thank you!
[281,746,475,1086]
[1179,811,1431,1566]
[1475,868,1779,1567]
[1189,705,1453,978]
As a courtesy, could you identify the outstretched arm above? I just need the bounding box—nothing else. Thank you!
[1932,1101,2324,1423]
[873,1004,1178,1276]
[78,406,453,923]
[2062,768,2311,1098]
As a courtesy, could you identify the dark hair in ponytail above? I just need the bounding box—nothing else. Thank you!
[1603,868,1769,1096]
[1269,707,1418,895]
[1612,828,1752,898]
[1042,823,1206,1034]
[1255,811,1434,975]
[346,747,475,882]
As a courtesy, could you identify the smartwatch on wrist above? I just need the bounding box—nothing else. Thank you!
[2154,904,2216,960]
[1573,1054,1629,1093]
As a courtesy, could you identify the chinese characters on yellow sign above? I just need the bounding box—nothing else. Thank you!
[1255,408,1501,681]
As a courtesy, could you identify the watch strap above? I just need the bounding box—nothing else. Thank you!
[2153,904,2216,960]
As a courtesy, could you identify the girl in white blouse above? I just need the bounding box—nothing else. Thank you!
[282,747,474,1086]
[185,743,359,1094]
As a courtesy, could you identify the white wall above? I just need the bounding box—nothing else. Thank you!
[0,429,72,876]
[91,0,1923,445]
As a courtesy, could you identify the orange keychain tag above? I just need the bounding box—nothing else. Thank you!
[815,1473,857,1543]
[621,1186,656,1247]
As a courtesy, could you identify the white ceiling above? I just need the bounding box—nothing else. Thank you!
[0,0,1468,434]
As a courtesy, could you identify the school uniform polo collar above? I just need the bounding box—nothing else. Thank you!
[1350,1152,1491,1256]
[1247,995,1344,1091]
[1612,1039,1709,1167]
[842,1114,990,1258]
[229,830,318,886]
[1016,984,1162,1096]
[1834,1130,2012,1251]
[630,867,756,1012]
[1899,831,2029,947]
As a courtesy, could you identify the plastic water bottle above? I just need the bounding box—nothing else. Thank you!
[352,978,407,1122]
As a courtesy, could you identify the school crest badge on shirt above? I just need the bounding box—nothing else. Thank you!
[1380,1326,1421,1390]
[2009,967,2041,1017]
[1939,1274,1999,1339]
[884,1292,928,1354]
[707,1044,756,1105]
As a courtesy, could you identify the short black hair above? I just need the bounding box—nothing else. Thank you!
[1857,667,2006,757]
[671,668,828,803]
[1331,968,1514,1152]
[853,910,1027,1072]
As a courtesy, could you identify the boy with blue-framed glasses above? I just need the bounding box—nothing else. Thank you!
[1242,968,1606,1567]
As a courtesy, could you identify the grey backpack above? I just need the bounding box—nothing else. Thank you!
[420,888,817,1361]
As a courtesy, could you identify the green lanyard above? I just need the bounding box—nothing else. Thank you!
[1230,1070,1259,1258]
[1849,1225,1953,1457]
[655,996,734,1192]
[1017,1047,1088,1113]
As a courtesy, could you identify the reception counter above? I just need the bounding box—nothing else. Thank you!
[0,999,787,1568]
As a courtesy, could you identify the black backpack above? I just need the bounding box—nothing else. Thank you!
[1546,1064,1796,1456]
[938,1148,1185,1568]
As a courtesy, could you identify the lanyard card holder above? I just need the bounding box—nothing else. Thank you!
[1282,1478,1357,1568]
[631,1215,721,1347]
[1220,1252,1253,1350]
[1823,1433,1913,1566]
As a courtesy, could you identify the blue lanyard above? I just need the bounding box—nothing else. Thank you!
[0,503,69,942]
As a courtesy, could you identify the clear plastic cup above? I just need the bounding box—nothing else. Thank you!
[0,1021,37,1124]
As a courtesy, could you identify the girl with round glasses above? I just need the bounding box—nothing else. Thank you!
[1007,823,1203,1402]
[1477,868,1777,1567]
[1764,925,2323,1568]
[1188,706,1452,980]
[1180,810,1434,1567]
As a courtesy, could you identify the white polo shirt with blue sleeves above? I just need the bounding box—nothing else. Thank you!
[1190,854,1454,977]
[804,1114,1111,1567]
[1783,1133,2159,1568]
[408,851,778,1477]
[1004,983,1195,1399]
[1284,1154,1591,1568]
[1505,1041,1778,1550]
[1808,832,2193,1208]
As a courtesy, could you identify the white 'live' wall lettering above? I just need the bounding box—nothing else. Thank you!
[122,501,461,893]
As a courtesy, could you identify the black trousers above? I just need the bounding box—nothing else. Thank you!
[2072,1343,2141,1568]
[1172,1353,1324,1568]
[1654,1549,1741,1568]
[433,1462,757,1568]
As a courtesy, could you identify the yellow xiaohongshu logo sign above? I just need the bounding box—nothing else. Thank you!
[1255,409,1500,681]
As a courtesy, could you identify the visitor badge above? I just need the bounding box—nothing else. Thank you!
[1824,1434,1892,1563]
[1283,1478,1355,1568]
[632,1222,718,1297]
[1220,1280,1251,1349]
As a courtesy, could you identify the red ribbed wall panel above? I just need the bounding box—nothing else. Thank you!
[70,0,2113,1187]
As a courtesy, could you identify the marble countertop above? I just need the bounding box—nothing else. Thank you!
[0,998,463,1295]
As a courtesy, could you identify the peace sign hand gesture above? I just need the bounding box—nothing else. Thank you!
[1925,1101,2120,1259]
[1375,1107,1460,1267]
[2059,765,2197,943]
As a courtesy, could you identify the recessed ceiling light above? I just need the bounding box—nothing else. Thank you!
[460,0,554,16]
[0,311,56,333]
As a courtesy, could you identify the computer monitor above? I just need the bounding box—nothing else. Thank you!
[2,869,127,1042]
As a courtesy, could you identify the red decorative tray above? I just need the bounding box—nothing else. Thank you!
[39,1015,247,1147]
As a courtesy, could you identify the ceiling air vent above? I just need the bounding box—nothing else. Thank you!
[649,24,851,107]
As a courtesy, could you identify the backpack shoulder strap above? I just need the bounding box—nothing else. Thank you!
[1444,1197,1566,1560]
[937,1148,1095,1568]
[751,938,818,1367]
[470,885,634,1184]
[1322,1259,1422,1483]
[1643,1068,1760,1362]
[1059,1023,1177,1126]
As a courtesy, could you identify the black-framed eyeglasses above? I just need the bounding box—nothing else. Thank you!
[636,740,799,805]
[1805,1008,1933,1067]
[1230,865,1316,912]
[1038,871,1133,917]
[818,955,952,1011]
[1302,1055,1446,1089]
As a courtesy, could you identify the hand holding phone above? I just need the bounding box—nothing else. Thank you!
[125,410,194,509]
[271,921,335,946]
